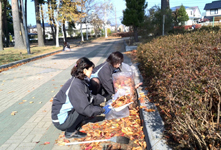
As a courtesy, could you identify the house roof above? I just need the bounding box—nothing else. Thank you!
[171,6,199,12]
[204,1,221,10]
[29,23,53,28]
[171,6,190,11]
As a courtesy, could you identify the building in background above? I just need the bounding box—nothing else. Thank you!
[171,6,202,25]
[203,1,221,22]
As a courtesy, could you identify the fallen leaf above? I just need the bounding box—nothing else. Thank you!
[43,142,50,145]
[29,101,34,104]
[39,102,42,104]
[11,111,17,115]
[23,100,27,102]
[140,106,147,109]
[32,97,35,99]
[144,108,155,112]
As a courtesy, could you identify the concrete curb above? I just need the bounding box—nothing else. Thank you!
[0,41,84,70]
[124,39,171,150]
[0,49,63,70]
[123,39,138,52]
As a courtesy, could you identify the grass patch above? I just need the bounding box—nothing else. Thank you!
[0,45,62,66]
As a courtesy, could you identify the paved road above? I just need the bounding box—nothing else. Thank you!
[0,38,129,150]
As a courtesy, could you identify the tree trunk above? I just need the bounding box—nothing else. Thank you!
[56,0,60,47]
[40,4,45,43]
[3,0,9,47]
[0,0,4,50]
[63,22,67,42]
[80,0,84,42]
[34,0,44,47]
[19,0,27,47]
[133,26,139,42]
[48,0,55,44]
[11,0,26,49]
[25,0,27,27]
[51,4,57,38]
[21,0,31,54]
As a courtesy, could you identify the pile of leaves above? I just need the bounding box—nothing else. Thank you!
[136,30,221,149]
[56,107,146,150]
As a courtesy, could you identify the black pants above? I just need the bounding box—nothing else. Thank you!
[53,110,86,132]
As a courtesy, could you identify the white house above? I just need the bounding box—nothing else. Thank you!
[117,24,129,32]
[203,1,221,21]
[171,6,202,25]
[29,23,53,39]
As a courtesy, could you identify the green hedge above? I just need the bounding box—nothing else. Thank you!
[137,30,221,149]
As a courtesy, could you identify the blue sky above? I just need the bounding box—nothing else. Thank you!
[24,0,215,25]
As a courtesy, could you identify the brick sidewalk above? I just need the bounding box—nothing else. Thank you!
[0,39,126,150]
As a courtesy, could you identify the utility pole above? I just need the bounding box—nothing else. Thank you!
[115,7,117,32]
[161,0,170,10]
[161,0,169,36]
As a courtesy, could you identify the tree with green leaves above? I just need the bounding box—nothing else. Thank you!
[140,5,173,37]
[3,0,13,48]
[173,5,189,26]
[67,22,75,37]
[122,0,147,42]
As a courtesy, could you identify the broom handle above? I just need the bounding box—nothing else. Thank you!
[65,139,109,145]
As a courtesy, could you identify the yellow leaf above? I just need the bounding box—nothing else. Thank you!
[11,111,17,115]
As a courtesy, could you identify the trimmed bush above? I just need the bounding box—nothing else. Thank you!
[137,30,221,149]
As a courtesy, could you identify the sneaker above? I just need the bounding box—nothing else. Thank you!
[65,131,87,139]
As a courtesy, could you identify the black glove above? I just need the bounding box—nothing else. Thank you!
[105,94,112,101]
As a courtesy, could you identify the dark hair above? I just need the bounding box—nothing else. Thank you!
[106,51,124,66]
[64,42,67,46]
[71,57,94,80]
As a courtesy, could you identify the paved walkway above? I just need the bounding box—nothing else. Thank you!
[0,38,127,150]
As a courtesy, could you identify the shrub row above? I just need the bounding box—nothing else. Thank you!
[111,32,133,37]
[173,24,202,30]
[137,30,221,149]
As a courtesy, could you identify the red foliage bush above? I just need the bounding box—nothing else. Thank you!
[174,24,202,30]
[111,32,133,37]
[137,30,221,149]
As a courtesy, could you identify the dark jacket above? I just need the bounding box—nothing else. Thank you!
[51,76,104,124]
[92,62,115,95]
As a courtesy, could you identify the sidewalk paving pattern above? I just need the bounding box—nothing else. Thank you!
[0,38,170,150]
[0,39,118,150]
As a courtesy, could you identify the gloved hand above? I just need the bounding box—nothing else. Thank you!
[103,105,111,115]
